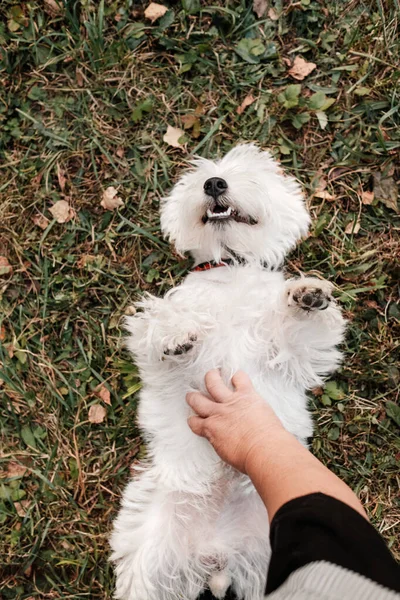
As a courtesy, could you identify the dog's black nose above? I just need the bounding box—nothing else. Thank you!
[203,177,228,198]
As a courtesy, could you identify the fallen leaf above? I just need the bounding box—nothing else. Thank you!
[88,404,107,424]
[76,254,97,268]
[57,164,66,191]
[49,200,74,223]
[0,325,5,342]
[32,213,50,230]
[181,114,198,129]
[95,383,111,406]
[237,93,256,115]
[14,500,31,517]
[314,190,335,201]
[354,86,370,96]
[361,190,374,205]
[345,218,361,234]
[181,115,201,138]
[373,172,399,212]
[268,7,279,20]
[44,0,63,16]
[311,387,324,397]
[0,256,13,276]
[253,0,268,18]
[163,125,185,148]
[144,2,168,22]
[288,56,317,81]
[76,67,84,87]
[24,565,32,577]
[7,461,27,478]
[31,172,43,186]
[194,103,205,116]
[316,110,328,130]
[100,186,124,211]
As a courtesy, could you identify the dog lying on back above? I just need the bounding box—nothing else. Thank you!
[111,144,346,600]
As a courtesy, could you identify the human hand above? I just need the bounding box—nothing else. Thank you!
[186,370,286,474]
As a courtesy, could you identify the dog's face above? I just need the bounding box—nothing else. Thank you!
[161,144,310,266]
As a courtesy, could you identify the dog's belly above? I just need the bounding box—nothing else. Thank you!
[134,266,313,491]
[138,332,312,493]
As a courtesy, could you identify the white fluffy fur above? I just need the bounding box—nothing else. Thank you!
[110,144,346,600]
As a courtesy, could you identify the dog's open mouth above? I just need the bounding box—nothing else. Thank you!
[202,202,257,225]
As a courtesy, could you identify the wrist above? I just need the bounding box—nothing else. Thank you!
[244,428,295,477]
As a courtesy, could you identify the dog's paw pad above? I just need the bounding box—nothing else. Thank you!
[289,284,333,312]
[164,334,197,356]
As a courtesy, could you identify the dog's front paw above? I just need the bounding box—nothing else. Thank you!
[163,333,198,356]
[287,278,333,312]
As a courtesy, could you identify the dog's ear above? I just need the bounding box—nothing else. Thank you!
[160,191,180,245]
[160,181,192,257]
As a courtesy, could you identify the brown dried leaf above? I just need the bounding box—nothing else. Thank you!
[57,164,66,191]
[237,93,256,115]
[31,172,43,186]
[268,7,279,20]
[44,0,63,16]
[14,500,31,517]
[88,404,107,424]
[24,565,32,577]
[311,387,324,397]
[194,103,205,116]
[314,190,335,201]
[181,114,198,130]
[144,2,168,23]
[288,56,317,81]
[32,213,50,230]
[163,125,185,148]
[49,200,75,223]
[95,383,111,406]
[76,67,84,87]
[7,461,27,478]
[0,324,5,342]
[373,172,399,213]
[76,254,97,268]
[0,256,13,276]
[100,186,124,211]
[345,218,361,234]
[361,190,374,205]
[253,0,268,18]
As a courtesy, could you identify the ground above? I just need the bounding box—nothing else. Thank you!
[0,0,399,598]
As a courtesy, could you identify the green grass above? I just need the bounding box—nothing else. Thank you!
[1,0,399,597]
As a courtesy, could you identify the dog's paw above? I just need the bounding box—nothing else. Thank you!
[163,333,198,356]
[287,278,333,312]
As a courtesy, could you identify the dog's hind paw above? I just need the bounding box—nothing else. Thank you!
[287,278,333,312]
[163,333,198,356]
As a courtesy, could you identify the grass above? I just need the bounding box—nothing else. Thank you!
[0,0,399,597]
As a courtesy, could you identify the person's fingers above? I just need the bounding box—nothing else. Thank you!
[187,415,206,437]
[186,392,217,418]
[204,369,232,403]
[231,370,253,392]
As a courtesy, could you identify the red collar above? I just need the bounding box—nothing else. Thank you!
[192,259,234,272]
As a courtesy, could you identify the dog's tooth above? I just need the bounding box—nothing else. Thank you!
[226,207,232,215]
[207,209,213,218]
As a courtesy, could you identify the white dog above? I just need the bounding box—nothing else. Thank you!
[110,144,346,600]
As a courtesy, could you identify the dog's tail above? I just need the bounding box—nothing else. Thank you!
[208,569,231,599]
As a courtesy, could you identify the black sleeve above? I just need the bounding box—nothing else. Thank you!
[267,492,400,594]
